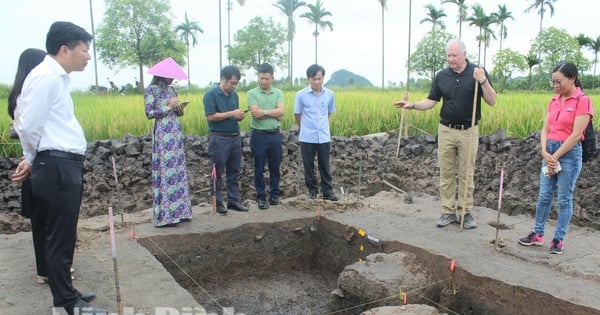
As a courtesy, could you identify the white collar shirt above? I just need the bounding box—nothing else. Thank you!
[16,55,86,165]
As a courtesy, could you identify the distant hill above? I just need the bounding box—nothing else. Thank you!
[325,69,373,87]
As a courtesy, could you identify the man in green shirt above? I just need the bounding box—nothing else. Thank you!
[248,63,285,209]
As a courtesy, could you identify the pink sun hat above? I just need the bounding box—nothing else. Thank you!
[147,57,188,80]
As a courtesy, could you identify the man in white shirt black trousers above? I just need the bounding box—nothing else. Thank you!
[12,21,107,315]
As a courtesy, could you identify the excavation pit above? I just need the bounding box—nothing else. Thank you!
[139,217,599,315]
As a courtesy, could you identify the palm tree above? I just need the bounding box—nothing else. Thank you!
[226,0,246,64]
[574,33,592,70]
[525,51,541,90]
[89,0,99,91]
[378,0,387,89]
[274,0,307,86]
[491,4,513,54]
[300,0,333,64]
[218,0,246,67]
[524,0,557,38]
[588,36,600,89]
[175,12,204,88]
[420,4,446,61]
[420,4,446,33]
[467,4,494,66]
[524,0,558,88]
[441,0,466,39]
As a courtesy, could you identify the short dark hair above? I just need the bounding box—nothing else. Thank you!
[258,63,274,76]
[221,65,241,81]
[306,64,325,78]
[46,21,93,55]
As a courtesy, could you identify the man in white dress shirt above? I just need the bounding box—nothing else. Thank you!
[12,21,107,315]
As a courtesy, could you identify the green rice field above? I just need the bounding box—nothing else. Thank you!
[1,90,596,158]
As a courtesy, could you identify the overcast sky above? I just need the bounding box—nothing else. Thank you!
[1,0,598,90]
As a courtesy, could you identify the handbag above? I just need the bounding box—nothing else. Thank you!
[9,122,19,139]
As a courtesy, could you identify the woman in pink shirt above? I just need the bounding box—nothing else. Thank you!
[518,62,594,254]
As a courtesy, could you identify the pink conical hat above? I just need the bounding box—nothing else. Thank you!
[147,57,188,80]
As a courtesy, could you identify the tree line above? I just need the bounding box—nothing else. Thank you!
[92,0,599,92]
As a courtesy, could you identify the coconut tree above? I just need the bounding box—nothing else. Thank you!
[273,0,307,86]
[588,36,600,89]
[491,4,513,54]
[467,4,495,66]
[300,0,333,64]
[420,4,446,62]
[524,0,558,88]
[378,0,387,89]
[441,0,467,39]
[175,12,203,88]
[420,4,446,33]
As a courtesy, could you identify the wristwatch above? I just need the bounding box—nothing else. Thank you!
[263,110,268,116]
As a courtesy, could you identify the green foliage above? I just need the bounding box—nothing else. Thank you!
[530,27,589,73]
[95,0,186,89]
[492,49,527,92]
[409,30,453,80]
[0,84,10,100]
[228,16,288,73]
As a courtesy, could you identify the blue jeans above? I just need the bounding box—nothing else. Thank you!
[534,140,582,241]
[250,131,282,200]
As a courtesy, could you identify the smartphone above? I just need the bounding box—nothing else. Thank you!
[180,101,190,107]
[243,109,250,113]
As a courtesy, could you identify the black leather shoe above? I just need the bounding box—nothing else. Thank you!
[257,198,269,209]
[227,201,249,212]
[71,299,108,314]
[309,192,317,200]
[269,197,280,205]
[77,291,96,303]
[323,193,339,201]
[216,203,227,214]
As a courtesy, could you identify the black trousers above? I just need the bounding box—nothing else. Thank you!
[208,134,242,204]
[300,142,333,195]
[22,179,47,278]
[31,153,83,310]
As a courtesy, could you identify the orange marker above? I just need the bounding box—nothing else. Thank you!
[317,205,321,221]
[450,259,456,272]
[402,292,407,305]
[129,229,138,241]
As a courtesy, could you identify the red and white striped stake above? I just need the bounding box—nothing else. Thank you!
[108,206,123,315]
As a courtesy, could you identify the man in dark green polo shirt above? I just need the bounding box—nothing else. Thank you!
[203,65,249,213]
[248,63,285,209]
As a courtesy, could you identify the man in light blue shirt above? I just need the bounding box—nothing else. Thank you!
[294,64,339,201]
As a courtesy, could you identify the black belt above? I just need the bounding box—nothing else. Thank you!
[37,150,84,162]
[210,131,240,137]
[252,128,280,134]
[440,122,475,130]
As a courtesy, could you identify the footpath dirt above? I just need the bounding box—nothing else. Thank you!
[1,190,600,315]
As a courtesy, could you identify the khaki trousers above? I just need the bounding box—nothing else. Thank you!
[437,124,478,214]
